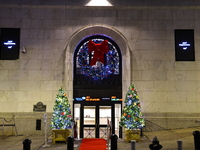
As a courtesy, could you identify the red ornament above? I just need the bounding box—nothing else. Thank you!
[128,115,131,118]
[61,112,65,115]
[88,40,109,66]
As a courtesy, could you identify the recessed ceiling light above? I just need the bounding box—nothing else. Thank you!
[85,0,113,6]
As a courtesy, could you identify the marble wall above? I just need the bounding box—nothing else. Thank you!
[0,0,200,135]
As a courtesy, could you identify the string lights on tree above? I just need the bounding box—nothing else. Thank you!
[119,84,145,129]
[50,87,72,129]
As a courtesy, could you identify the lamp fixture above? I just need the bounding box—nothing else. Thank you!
[85,0,113,6]
[21,46,27,54]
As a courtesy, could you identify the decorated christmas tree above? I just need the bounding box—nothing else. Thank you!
[119,84,145,129]
[50,87,72,129]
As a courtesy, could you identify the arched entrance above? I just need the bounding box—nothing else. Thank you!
[64,24,131,138]
[73,34,122,138]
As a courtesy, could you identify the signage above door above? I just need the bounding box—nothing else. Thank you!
[74,96,122,102]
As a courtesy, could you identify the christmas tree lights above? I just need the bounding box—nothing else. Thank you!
[119,84,145,129]
[50,87,72,129]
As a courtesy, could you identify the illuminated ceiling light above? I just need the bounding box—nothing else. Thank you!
[85,0,113,6]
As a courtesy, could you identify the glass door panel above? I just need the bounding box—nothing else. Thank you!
[99,106,111,124]
[115,104,121,137]
[99,106,111,138]
[84,106,95,125]
[74,104,80,139]
[83,106,96,138]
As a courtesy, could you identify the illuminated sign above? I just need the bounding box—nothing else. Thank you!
[111,96,122,101]
[4,40,16,49]
[179,42,191,50]
[86,96,100,101]
[102,98,110,100]
[74,96,122,101]
[75,98,83,101]
[74,97,86,101]
[111,96,116,99]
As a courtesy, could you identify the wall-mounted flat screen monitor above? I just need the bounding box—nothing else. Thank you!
[174,29,195,61]
[0,28,20,60]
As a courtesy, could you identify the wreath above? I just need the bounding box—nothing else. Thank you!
[76,38,119,80]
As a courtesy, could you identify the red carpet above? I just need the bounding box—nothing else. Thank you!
[79,138,107,150]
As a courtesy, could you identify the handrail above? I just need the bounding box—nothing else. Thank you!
[71,120,74,138]
[0,117,4,125]
[143,119,167,132]
[0,115,18,139]
[3,115,15,123]
[106,118,112,149]
[0,117,5,139]
[71,120,78,139]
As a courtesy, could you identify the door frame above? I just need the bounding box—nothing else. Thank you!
[80,103,114,138]
[73,100,122,138]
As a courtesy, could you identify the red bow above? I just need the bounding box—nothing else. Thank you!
[88,40,109,66]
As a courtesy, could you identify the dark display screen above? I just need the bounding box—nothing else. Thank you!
[0,28,20,60]
[174,29,195,61]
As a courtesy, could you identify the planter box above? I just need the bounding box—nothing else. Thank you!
[52,129,70,144]
[125,129,140,142]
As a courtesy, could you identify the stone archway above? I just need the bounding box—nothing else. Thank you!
[64,24,131,107]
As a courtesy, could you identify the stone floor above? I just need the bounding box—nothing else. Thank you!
[0,127,199,150]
